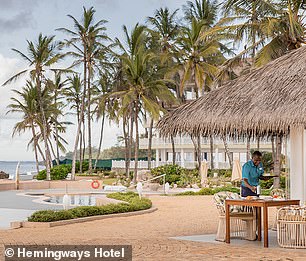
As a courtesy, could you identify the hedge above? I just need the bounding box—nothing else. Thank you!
[36,164,72,180]
[28,192,152,222]
[36,161,92,180]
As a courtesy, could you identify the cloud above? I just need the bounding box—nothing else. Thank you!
[0,11,35,33]
[0,0,38,10]
[0,0,39,33]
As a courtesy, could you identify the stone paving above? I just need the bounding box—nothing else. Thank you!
[0,195,306,260]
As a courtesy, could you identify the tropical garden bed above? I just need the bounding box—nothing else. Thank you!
[27,192,152,222]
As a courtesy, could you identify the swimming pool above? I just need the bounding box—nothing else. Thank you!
[45,194,97,206]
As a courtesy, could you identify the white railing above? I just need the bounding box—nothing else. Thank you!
[112,160,231,170]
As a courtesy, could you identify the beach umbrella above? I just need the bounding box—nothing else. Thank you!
[200,160,208,187]
[15,161,20,190]
[231,159,242,182]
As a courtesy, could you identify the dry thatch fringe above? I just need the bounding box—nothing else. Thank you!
[157,46,306,139]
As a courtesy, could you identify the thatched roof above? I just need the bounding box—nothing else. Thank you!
[158,46,306,138]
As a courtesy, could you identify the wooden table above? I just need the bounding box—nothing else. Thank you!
[225,199,300,247]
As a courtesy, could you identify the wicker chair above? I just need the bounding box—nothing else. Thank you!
[213,191,257,241]
[270,189,286,231]
[277,206,306,248]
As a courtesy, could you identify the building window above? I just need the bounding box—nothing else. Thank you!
[176,152,181,162]
[184,152,193,161]
[201,152,208,161]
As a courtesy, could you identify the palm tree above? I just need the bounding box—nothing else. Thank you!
[183,0,218,25]
[7,82,41,174]
[58,6,109,177]
[255,0,306,66]
[221,0,306,66]
[147,7,180,169]
[92,70,114,170]
[111,24,176,182]
[3,34,62,180]
[176,17,226,168]
[46,71,68,165]
[147,7,180,54]
[63,74,83,172]
[7,81,63,174]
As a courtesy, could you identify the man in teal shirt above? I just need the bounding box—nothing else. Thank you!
[241,151,271,197]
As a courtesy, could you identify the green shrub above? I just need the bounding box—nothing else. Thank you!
[175,191,197,196]
[151,164,183,184]
[28,210,74,222]
[36,164,72,180]
[176,186,240,196]
[151,164,200,186]
[27,192,152,222]
[260,175,286,189]
[207,169,232,178]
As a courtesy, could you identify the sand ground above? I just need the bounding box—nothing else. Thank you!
[0,195,305,260]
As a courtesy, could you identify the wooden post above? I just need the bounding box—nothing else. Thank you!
[225,201,230,243]
[263,205,269,247]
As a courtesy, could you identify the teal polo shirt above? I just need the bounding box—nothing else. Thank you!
[241,160,264,187]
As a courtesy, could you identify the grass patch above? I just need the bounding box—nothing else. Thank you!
[28,192,152,222]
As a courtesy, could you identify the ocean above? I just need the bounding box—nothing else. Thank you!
[0,161,44,179]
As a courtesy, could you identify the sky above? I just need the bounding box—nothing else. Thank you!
[0,0,188,161]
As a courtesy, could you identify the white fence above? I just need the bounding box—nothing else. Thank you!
[111,160,231,170]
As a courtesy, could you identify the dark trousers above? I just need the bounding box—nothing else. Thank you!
[241,186,258,197]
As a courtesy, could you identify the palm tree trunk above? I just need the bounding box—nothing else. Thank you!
[48,138,57,162]
[31,125,40,174]
[128,112,134,179]
[37,143,46,162]
[54,91,60,165]
[271,135,276,164]
[273,134,282,188]
[77,111,83,174]
[171,135,175,165]
[246,136,251,160]
[191,136,200,169]
[197,136,202,170]
[82,115,86,165]
[147,118,154,170]
[210,133,214,169]
[87,65,92,174]
[71,53,87,179]
[222,135,233,169]
[36,73,51,180]
[55,126,60,165]
[123,115,130,179]
[47,145,53,169]
[133,103,139,183]
[94,111,105,170]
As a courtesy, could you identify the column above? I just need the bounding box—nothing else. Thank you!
[156,149,160,167]
[215,147,219,169]
[162,149,166,164]
[289,126,305,202]
[180,148,185,168]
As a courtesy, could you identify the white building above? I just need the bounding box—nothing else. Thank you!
[112,131,272,170]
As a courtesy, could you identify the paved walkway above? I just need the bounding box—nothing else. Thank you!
[1,195,306,260]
